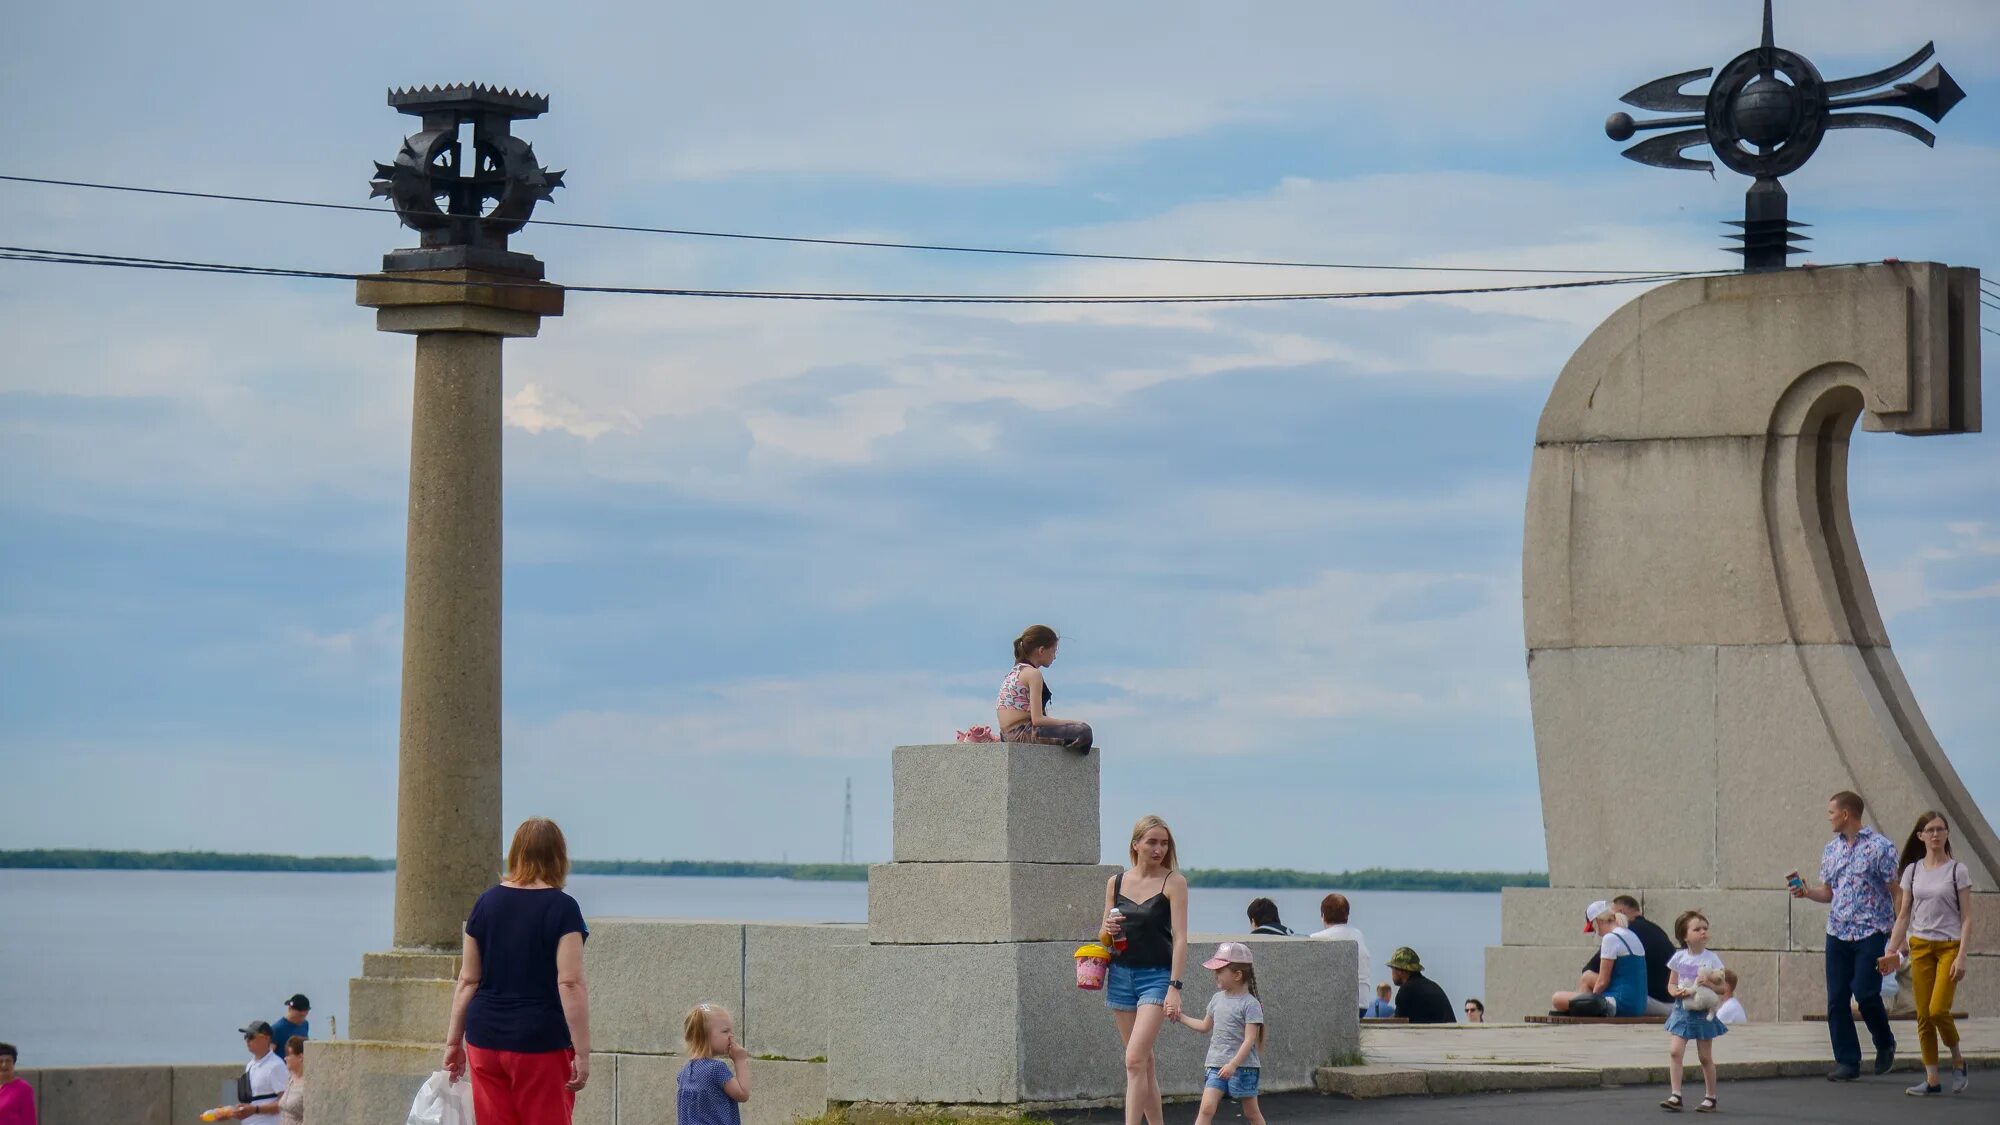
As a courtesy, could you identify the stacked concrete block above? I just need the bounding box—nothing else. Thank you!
[1491,262,1999,1019]
[588,919,863,1058]
[830,743,1359,1106]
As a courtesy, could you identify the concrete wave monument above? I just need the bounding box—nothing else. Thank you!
[1487,4,1993,1022]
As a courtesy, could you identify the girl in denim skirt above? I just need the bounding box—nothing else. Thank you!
[1100,815,1189,1125]
[1660,910,1728,1113]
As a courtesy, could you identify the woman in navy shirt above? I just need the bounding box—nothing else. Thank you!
[443,817,592,1123]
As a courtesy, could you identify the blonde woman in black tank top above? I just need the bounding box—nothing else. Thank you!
[1099,815,1189,1125]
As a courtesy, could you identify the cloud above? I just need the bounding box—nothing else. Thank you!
[506,382,638,440]
[1872,522,2000,621]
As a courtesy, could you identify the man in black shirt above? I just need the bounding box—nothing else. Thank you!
[1388,946,1455,1024]
[1579,895,1675,1015]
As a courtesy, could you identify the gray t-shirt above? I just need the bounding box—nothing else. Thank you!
[1202,991,1265,1069]
[1901,859,1971,942]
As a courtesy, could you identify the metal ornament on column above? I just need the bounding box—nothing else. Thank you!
[362,83,565,951]
[371,83,564,276]
[1603,0,1965,270]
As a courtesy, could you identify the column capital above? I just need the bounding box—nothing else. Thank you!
[356,268,565,337]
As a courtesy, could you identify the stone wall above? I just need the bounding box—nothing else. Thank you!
[1486,886,2000,1022]
[14,1064,240,1125]
[306,1043,825,1125]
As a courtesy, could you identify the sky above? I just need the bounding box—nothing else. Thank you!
[1,1,1996,873]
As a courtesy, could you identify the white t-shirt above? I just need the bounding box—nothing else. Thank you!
[1310,924,1373,1010]
[243,1051,289,1104]
[1715,997,1746,1025]
[1666,948,1726,993]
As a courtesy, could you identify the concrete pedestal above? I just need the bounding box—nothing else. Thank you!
[832,744,1360,1108]
[1491,262,1994,1016]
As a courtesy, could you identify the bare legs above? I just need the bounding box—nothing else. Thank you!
[1114,1005,1166,1125]
[1667,1035,1718,1102]
[1192,1086,1263,1125]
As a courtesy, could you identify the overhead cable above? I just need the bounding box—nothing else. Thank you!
[0,244,1736,304]
[0,173,1685,277]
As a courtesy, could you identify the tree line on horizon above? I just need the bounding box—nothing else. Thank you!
[0,849,1548,892]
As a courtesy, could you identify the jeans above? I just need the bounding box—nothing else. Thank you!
[1824,931,1895,1070]
[1001,718,1093,752]
[1909,936,1963,1067]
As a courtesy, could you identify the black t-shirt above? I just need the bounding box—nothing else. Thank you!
[464,885,589,1053]
[1582,914,1675,1004]
[1393,972,1455,1024]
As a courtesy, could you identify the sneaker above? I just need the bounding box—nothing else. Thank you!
[1906,1081,1941,1096]
[1827,1066,1860,1081]
[1875,1045,1897,1075]
[1951,1066,1969,1093]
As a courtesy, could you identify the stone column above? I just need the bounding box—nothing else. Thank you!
[355,270,563,951]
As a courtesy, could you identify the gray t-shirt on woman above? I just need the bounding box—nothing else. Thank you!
[1901,859,1971,941]
[1202,991,1265,1069]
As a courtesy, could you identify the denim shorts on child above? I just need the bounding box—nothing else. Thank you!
[1204,1066,1260,1099]
[1104,964,1172,1011]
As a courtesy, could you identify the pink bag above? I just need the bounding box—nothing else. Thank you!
[955,725,999,743]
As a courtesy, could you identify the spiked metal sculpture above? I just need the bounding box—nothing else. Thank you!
[1605,0,1964,270]
[370,83,564,276]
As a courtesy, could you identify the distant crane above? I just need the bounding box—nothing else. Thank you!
[841,777,855,864]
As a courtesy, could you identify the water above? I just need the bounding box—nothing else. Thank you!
[0,870,1499,1067]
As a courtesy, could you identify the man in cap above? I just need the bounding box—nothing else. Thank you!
[231,1020,289,1117]
[271,995,310,1055]
[1387,947,1455,1024]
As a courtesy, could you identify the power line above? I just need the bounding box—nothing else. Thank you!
[0,244,1727,304]
[0,172,1684,277]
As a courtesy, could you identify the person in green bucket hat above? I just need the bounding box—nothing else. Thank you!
[1387,947,1455,1024]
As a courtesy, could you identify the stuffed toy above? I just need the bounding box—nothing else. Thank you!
[1679,966,1727,1013]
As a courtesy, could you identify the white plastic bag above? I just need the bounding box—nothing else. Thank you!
[406,1070,476,1125]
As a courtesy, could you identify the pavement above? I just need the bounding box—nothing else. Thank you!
[1055,1076,1996,1122]
[1049,1019,2000,1121]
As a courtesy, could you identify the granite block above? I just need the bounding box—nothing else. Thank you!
[36,1066,171,1125]
[744,922,866,1060]
[866,862,1117,944]
[892,743,1100,864]
[589,920,744,1055]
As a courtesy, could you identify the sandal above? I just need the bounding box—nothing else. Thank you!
[1659,1093,1682,1111]
[1695,1096,1718,1113]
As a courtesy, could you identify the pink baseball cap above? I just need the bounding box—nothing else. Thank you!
[1202,941,1254,969]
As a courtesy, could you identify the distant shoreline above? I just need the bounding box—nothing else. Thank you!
[0,848,1547,893]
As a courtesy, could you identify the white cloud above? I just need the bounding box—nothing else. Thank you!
[1872,522,2000,620]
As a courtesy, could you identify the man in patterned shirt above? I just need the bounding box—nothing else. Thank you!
[1791,790,1900,1081]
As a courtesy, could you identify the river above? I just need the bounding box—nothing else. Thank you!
[0,869,1500,1066]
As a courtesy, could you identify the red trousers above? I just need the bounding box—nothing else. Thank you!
[467,1044,576,1125]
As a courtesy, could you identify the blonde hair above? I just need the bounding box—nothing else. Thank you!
[506,817,570,889]
[1128,815,1179,872]
[683,1003,731,1059]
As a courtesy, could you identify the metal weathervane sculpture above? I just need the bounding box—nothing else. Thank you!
[370,83,564,275]
[1605,0,1964,271]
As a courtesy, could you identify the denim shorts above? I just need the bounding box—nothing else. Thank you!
[1204,1066,1260,1098]
[1104,964,1172,1011]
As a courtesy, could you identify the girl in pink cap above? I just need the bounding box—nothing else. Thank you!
[1175,942,1266,1125]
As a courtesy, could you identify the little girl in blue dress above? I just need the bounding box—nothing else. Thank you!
[1660,909,1728,1113]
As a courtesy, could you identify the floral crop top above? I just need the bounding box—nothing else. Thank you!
[997,663,1032,711]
